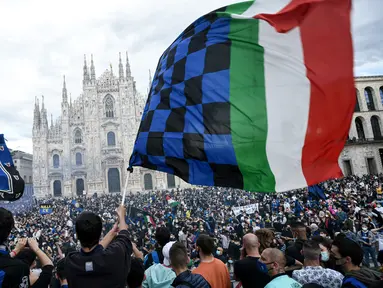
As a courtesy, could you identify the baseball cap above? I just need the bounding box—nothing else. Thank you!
[162,241,176,266]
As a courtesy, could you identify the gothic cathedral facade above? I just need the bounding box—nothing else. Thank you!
[32,53,189,198]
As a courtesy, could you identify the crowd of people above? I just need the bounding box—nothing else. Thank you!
[1,174,383,287]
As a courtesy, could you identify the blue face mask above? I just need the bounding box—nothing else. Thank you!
[257,261,269,274]
[216,250,222,256]
[321,251,329,262]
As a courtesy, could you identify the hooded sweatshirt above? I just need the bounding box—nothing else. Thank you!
[142,264,176,288]
[343,268,382,287]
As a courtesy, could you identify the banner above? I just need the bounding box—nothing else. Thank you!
[39,204,53,215]
[232,204,257,216]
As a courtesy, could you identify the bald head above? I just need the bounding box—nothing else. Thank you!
[262,248,286,267]
[243,233,259,251]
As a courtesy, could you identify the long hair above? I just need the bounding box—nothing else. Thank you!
[255,228,274,254]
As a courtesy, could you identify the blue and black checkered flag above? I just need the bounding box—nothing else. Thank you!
[0,134,25,201]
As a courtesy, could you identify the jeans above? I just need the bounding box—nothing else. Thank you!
[362,246,379,267]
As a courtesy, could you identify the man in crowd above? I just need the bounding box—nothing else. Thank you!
[260,248,302,288]
[292,240,343,287]
[357,223,379,268]
[144,227,170,269]
[170,241,210,288]
[192,234,231,288]
[286,222,307,263]
[65,205,132,287]
[0,207,30,287]
[234,233,270,288]
[331,234,382,288]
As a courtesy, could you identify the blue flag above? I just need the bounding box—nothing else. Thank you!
[39,204,53,215]
[308,185,326,200]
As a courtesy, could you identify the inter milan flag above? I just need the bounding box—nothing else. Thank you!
[0,134,25,201]
[39,204,53,215]
[129,0,354,192]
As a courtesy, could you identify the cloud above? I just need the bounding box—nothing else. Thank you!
[0,0,381,153]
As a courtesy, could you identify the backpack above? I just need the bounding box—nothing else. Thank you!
[0,134,24,201]
[342,276,368,288]
[144,251,160,266]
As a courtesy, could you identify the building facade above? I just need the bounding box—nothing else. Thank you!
[32,53,189,198]
[339,76,383,176]
[12,150,33,184]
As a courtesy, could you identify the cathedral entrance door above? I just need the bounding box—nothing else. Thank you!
[76,178,84,196]
[53,180,62,197]
[108,168,121,193]
[144,173,153,190]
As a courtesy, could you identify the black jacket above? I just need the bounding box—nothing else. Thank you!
[172,270,211,288]
[0,250,30,288]
[65,230,132,288]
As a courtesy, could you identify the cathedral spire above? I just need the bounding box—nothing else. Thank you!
[41,95,45,111]
[90,54,96,81]
[62,75,68,102]
[83,54,90,84]
[50,114,53,128]
[33,96,41,129]
[119,52,124,81]
[126,51,131,78]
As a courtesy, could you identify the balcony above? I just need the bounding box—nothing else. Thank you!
[345,137,383,145]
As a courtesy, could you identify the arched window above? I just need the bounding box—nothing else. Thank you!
[355,89,360,112]
[107,132,116,146]
[53,154,60,168]
[74,130,82,144]
[105,95,114,118]
[380,87,383,105]
[371,116,382,140]
[108,168,121,193]
[355,117,365,140]
[364,87,376,111]
[167,173,176,188]
[76,152,82,166]
[53,180,62,196]
[144,174,153,190]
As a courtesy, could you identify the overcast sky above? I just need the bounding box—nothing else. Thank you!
[0,0,381,154]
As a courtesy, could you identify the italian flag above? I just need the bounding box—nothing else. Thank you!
[144,214,156,227]
[166,195,180,207]
[213,0,354,192]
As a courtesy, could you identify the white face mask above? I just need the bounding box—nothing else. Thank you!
[362,227,368,231]
[321,251,329,262]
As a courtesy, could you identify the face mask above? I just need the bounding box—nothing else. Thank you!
[216,250,222,256]
[362,227,368,231]
[321,251,329,262]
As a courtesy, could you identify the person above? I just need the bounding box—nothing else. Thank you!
[142,241,176,288]
[126,257,145,288]
[144,227,170,269]
[55,258,68,288]
[260,248,302,288]
[0,207,30,287]
[331,234,382,288]
[286,222,307,263]
[192,234,231,288]
[357,223,379,268]
[65,205,133,288]
[16,238,53,288]
[292,240,343,288]
[233,233,270,288]
[170,241,210,288]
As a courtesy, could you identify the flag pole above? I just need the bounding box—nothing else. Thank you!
[121,168,132,206]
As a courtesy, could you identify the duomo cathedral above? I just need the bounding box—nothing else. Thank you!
[32,53,189,198]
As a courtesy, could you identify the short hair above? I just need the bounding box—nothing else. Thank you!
[127,258,145,288]
[290,221,306,229]
[0,208,14,243]
[332,234,364,266]
[169,242,188,269]
[15,248,36,267]
[75,212,102,249]
[155,227,170,247]
[303,240,321,261]
[196,234,214,255]
[56,258,66,280]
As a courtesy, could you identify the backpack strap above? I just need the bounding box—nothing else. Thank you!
[343,276,368,288]
[151,251,159,264]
